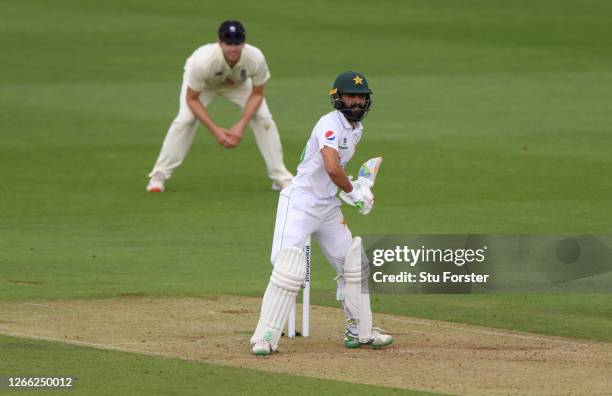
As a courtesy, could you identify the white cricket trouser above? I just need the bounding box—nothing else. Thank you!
[149,70,293,183]
[270,186,354,320]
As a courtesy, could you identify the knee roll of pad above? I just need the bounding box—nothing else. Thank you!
[343,237,370,287]
[344,237,365,284]
[270,246,306,292]
[344,267,361,284]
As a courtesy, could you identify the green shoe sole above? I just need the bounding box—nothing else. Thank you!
[344,338,361,348]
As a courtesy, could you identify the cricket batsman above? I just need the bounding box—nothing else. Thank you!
[147,20,293,192]
[250,71,393,355]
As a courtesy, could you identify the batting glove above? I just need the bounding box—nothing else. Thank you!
[340,178,374,215]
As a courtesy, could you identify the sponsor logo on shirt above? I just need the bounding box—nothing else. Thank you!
[339,137,349,149]
[325,131,335,141]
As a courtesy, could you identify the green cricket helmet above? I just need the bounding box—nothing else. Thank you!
[329,71,372,121]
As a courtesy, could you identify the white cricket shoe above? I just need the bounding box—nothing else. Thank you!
[367,328,394,348]
[147,171,166,193]
[345,324,393,349]
[251,340,273,356]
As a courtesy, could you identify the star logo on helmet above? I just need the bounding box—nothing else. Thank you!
[353,75,364,85]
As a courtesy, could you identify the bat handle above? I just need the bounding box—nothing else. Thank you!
[356,202,364,209]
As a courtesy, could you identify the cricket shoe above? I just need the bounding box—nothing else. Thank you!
[251,340,273,356]
[344,324,393,349]
[343,320,360,348]
[364,328,394,349]
[147,171,166,192]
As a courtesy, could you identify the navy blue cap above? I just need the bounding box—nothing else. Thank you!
[218,20,246,45]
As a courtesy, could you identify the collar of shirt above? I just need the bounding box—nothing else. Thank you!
[334,110,363,133]
[215,42,244,70]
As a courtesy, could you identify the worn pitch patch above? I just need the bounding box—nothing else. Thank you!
[0,296,611,395]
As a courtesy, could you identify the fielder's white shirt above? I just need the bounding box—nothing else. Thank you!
[185,43,271,91]
[292,110,363,199]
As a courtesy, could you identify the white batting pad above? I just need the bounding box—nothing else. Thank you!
[251,246,306,350]
[343,237,373,342]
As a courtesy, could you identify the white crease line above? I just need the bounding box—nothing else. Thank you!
[384,316,596,346]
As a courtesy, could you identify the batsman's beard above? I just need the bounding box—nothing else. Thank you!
[342,104,367,121]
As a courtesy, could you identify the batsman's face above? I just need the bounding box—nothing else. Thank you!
[219,41,245,65]
[341,94,367,106]
[341,94,367,117]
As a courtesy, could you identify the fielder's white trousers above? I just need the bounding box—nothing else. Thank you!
[149,70,293,183]
[270,186,354,320]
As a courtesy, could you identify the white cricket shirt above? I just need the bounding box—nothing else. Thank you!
[184,43,271,91]
[292,110,363,199]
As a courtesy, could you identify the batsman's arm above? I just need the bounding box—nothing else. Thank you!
[321,147,353,192]
[186,87,236,148]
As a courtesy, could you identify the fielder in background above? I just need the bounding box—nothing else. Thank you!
[250,71,393,356]
[147,20,293,192]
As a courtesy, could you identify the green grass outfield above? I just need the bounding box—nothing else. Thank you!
[1,0,611,393]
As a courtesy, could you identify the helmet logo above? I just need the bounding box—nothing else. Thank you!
[353,75,364,85]
[329,88,338,95]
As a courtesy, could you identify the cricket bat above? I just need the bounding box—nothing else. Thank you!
[357,156,383,186]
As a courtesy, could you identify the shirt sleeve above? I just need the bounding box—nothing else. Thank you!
[314,122,339,152]
[186,50,208,92]
[250,49,271,86]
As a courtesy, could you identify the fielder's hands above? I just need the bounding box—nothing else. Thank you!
[228,122,247,146]
[340,177,374,215]
[212,127,239,148]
